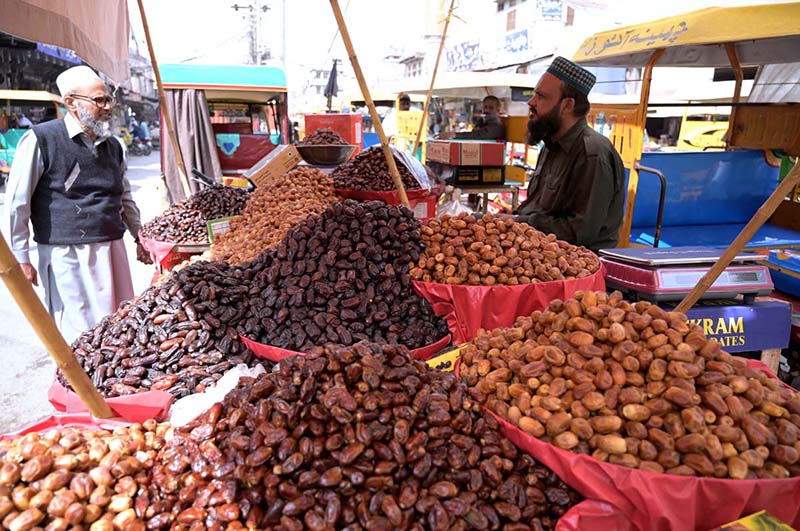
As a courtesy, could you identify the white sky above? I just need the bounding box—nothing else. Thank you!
[129,0,793,93]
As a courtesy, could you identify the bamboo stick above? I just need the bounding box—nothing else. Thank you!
[136,0,192,200]
[0,235,113,418]
[675,162,800,313]
[724,43,743,150]
[329,0,410,208]
[412,0,456,157]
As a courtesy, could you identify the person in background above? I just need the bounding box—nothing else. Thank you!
[515,56,625,251]
[291,121,300,143]
[438,95,506,140]
[382,93,411,140]
[2,65,151,342]
[17,114,33,128]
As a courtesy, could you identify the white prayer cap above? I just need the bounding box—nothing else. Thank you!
[56,65,104,97]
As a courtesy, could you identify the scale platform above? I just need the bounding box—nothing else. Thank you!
[599,246,773,302]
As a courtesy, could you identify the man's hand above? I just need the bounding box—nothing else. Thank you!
[436,131,455,140]
[20,263,38,286]
[136,242,153,265]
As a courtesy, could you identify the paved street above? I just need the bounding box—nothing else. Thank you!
[0,151,165,432]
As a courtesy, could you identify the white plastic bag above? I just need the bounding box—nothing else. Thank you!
[169,364,267,427]
[437,186,476,217]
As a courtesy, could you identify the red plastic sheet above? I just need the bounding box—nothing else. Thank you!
[241,333,452,362]
[464,359,800,531]
[138,233,177,268]
[48,377,173,424]
[335,187,444,219]
[139,233,208,273]
[1,414,130,440]
[413,265,606,344]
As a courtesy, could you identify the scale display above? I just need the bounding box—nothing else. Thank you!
[599,246,773,302]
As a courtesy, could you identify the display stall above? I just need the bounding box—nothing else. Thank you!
[0,3,799,531]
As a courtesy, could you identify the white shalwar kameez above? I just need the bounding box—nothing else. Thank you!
[3,113,141,343]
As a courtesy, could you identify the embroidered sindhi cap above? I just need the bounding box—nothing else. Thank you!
[546,56,596,96]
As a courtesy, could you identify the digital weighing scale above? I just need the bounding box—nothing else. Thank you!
[599,246,773,302]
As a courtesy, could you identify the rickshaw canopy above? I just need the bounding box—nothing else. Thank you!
[397,71,540,99]
[160,64,287,102]
[574,2,800,68]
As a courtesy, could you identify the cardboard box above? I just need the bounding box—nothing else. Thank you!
[244,144,301,187]
[304,113,363,157]
[438,164,505,185]
[426,140,505,166]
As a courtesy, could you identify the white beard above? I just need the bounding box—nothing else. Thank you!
[76,106,112,139]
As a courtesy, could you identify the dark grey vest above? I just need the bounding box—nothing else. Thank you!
[30,119,126,245]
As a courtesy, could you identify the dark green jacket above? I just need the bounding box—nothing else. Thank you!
[516,119,625,251]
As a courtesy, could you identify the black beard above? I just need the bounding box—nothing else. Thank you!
[527,106,562,145]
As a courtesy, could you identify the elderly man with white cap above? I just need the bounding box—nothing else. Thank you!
[515,56,625,251]
[3,65,150,342]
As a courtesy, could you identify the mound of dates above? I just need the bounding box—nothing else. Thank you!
[247,200,449,351]
[148,342,581,530]
[460,290,800,478]
[211,167,341,265]
[297,128,348,145]
[332,146,421,192]
[140,185,248,244]
[0,420,168,531]
[61,261,267,399]
[411,213,600,285]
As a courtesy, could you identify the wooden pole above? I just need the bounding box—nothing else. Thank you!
[724,43,743,150]
[618,48,664,247]
[329,0,410,207]
[412,0,456,158]
[136,0,192,199]
[675,162,800,313]
[0,235,113,418]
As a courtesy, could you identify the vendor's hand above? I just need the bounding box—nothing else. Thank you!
[436,132,455,140]
[136,242,153,265]
[20,263,38,286]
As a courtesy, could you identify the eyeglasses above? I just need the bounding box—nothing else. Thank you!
[70,94,116,108]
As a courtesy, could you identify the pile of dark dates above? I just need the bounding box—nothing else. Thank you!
[247,200,450,351]
[148,342,581,531]
[61,261,267,398]
[332,146,422,192]
[140,185,248,244]
[298,128,348,145]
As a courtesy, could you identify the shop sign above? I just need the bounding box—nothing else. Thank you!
[664,299,791,353]
[36,43,81,64]
[505,30,529,54]
[446,42,480,72]
[538,0,563,22]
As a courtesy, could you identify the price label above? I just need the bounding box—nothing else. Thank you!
[206,216,234,243]
[426,345,466,372]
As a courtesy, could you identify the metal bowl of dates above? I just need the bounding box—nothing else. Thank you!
[295,144,357,165]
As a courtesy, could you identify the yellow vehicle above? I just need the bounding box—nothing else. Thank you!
[0,90,65,178]
[574,2,800,249]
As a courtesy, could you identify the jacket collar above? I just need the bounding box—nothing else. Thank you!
[546,118,587,152]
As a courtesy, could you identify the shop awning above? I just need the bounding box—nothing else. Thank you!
[573,3,800,68]
[0,0,130,82]
[396,71,540,99]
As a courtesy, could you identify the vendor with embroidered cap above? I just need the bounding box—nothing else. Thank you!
[2,65,150,342]
[514,56,625,251]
